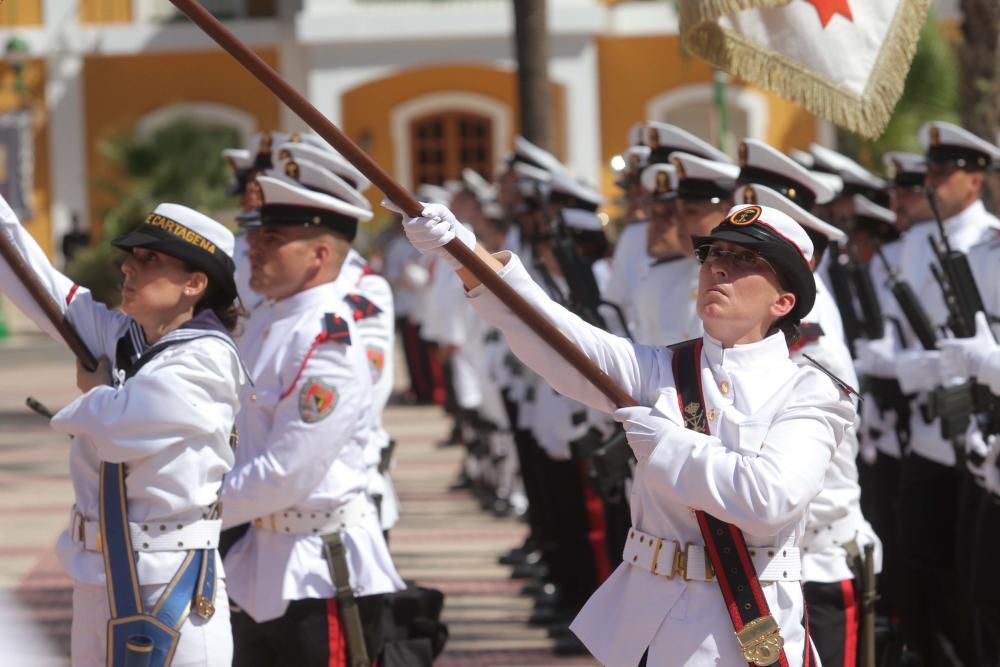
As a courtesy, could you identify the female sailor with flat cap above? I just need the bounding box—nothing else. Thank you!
[396,200,855,666]
[0,195,244,666]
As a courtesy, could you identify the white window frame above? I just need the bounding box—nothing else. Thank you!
[390,91,511,189]
[134,102,257,145]
[645,83,768,146]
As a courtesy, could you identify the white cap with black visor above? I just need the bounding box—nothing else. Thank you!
[691,204,817,322]
[112,203,238,306]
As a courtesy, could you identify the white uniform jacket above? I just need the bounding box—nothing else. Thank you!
[897,202,1000,465]
[793,277,881,583]
[968,237,1000,394]
[604,221,652,336]
[0,196,241,587]
[467,252,855,666]
[222,282,404,622]
[337,250,400,530]
[633,256,701,347]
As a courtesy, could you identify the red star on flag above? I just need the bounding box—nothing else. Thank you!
[805,0,853,27]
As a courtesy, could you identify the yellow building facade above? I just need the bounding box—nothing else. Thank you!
[0,0,843,258]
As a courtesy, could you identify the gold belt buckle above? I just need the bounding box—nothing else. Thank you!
[195,595,216,621]
[735,615,784,666]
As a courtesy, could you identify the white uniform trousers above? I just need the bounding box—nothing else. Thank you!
[71,579,232,667]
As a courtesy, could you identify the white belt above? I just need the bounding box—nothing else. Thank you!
[800,513,862,553]
[71,507,221,553]
[253,494,373,536]
[623,528,801,582]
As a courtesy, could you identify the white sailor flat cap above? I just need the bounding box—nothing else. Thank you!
[920,121,1000,168]
[510,136,566,174]
[852,194,899,241]
[809,144,887,199]
[513,162,554,198]
[271,157,371,211]
[640,163,678,200]
[112,203,237,303]
[693,204,816,320]
[255,175,372,241]
[645,122,732,164]
[736,183,846,244]
[670,152,739,202]
[548,170,604,212]
[275,142,371,193]
[882,151,927,187]
[738,139,835,212]
[562,208,605,233]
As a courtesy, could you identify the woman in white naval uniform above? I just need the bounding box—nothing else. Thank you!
[397,200,855,666]
[0,196,244,666]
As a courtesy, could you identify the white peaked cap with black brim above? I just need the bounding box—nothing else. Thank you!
[249,131,291,170]
[223,148,255,196]
[788,148,816,170]
[462,168,498,205]
[920,121,1000,169]
[736,183,846,244]
[112,203,237,304]
[669,151,740,202]
[809,144,887,198]
[548,170,604,212]
[275,142,371,194]
[882,151,927,188]
[414,184,452,207]
[640,163,678,200]
[254,175,372,242]
[511,136,567,174]
[270,157,371,211]
[644,122,732,164]
[692,204,816,321]
[562,208,605,233]
[738,139,835,212]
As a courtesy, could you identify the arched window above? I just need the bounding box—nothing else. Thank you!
[391,92,511,189]
[134,102,256,145]
[410,112,493,187]
[646,84,767,159]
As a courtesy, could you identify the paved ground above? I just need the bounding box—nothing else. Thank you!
[0,333,597,666]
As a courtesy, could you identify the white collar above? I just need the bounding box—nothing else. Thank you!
[271,281,341,319]
[701,331,789,372]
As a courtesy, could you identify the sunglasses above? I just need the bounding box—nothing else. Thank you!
[695,245,774,273]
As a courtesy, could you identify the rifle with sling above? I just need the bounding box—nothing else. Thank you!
[924,189,1000,439]
[846,244,885,341]
[827,241,865,351]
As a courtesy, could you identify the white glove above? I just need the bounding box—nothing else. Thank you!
[854,330,898,379]
[384,201,476,271]
[938,312,998,381]
[895,349,948,394]
[613,405,680,462]
[965,425,990,486]
[977,431,1000,499]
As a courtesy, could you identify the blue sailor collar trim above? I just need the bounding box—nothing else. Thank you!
[701,330,790,372]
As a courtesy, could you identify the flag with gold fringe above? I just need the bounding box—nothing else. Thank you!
[679,0,930,140]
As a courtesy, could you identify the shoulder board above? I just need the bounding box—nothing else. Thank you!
[320,313,352,345]
[343,293,383,322]
[801,353,860,401]
[788,321,824,353]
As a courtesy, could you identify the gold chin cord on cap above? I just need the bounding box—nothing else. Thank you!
[735,615,785,666]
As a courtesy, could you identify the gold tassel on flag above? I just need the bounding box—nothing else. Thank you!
[679,0,930,140]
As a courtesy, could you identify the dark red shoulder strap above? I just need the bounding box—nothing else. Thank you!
[670,339,789,667]
[343,293,382,322]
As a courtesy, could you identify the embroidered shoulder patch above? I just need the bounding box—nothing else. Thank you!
[366,346,385,384]
[299,378,338,423]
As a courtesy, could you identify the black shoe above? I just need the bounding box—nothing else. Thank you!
[547,623,574,639]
